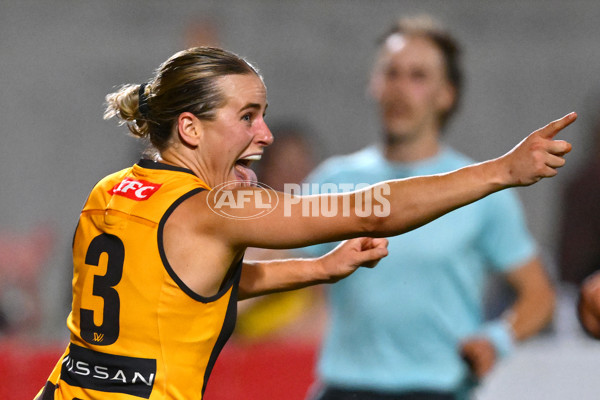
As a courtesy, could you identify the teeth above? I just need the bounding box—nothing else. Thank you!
[241,155,261,161]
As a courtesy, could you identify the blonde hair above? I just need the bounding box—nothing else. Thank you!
[104,47,261,153]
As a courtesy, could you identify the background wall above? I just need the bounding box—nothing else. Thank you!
[1,0,600,398]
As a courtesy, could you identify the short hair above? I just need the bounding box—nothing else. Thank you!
[378,15,463,128]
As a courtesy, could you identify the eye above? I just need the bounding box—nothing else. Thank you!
[410,69,428,82]
[241,113,252,123]
[385,68,400,81]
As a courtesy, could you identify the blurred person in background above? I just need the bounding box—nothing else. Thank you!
[183,14,222,49]
[303,15,557,400]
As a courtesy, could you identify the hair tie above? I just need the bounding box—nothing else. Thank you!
[138,83,150,118]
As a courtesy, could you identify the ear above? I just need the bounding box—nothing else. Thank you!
[177,112,202,147]
[436,82,456,114]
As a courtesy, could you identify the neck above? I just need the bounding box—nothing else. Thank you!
[383,129,441,163]
[158,148,215,187]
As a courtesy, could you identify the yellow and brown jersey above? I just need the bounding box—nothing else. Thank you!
[41,160,241,400]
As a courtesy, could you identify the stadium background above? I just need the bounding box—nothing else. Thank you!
[1,0,600,398]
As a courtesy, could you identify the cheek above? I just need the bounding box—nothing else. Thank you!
[411,86,440,108]
[225,126,251,145]
[369,75,387,101]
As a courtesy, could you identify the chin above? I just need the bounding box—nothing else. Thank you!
[385,129,413,143]
[384,118,410,133]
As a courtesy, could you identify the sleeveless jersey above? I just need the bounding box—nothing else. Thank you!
[40,160,241,400]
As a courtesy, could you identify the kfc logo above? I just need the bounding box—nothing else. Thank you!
[109,178,162,201]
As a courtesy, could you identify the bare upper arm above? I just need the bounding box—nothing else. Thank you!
[162,191,243,297]
[505,257,554,295]
[198,187,375,249]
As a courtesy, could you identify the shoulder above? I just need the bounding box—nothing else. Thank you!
[94,167,132,190]
[165,188,211,224]
[83,167,133,209]
[305,146,381,183]
[162,189,229,254]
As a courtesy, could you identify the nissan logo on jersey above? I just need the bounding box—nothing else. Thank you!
[61,343,156,398]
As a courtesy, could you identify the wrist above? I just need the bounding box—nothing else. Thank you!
[313,256,334,284]
[481,157,512,190]
[479,319,515,359]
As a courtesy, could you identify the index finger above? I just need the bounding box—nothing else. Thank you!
[539,112,577,139]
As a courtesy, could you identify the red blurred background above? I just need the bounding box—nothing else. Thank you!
[1,338,318,400]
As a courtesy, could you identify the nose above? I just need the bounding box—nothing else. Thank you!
[257,121,274,147]
[388,72,409,93]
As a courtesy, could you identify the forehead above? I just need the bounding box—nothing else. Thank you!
[217,73,267,106]
[377,34,446,72]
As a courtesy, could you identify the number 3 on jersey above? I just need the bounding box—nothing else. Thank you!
[80,233,124,346]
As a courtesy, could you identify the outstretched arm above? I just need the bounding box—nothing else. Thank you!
[210,112,577,249]
[238,237,388,300]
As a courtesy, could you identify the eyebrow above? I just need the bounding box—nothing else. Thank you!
[239,102,269,113]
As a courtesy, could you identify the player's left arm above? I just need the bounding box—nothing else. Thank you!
[460,256,555,379]
[238,237,388,300]
[503,256,556,340]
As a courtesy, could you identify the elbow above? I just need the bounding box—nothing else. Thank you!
[347,188,396,237]
[348,186,419,237]
[357,213,390,237]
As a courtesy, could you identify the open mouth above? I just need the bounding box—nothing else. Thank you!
[234,154,261,187]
